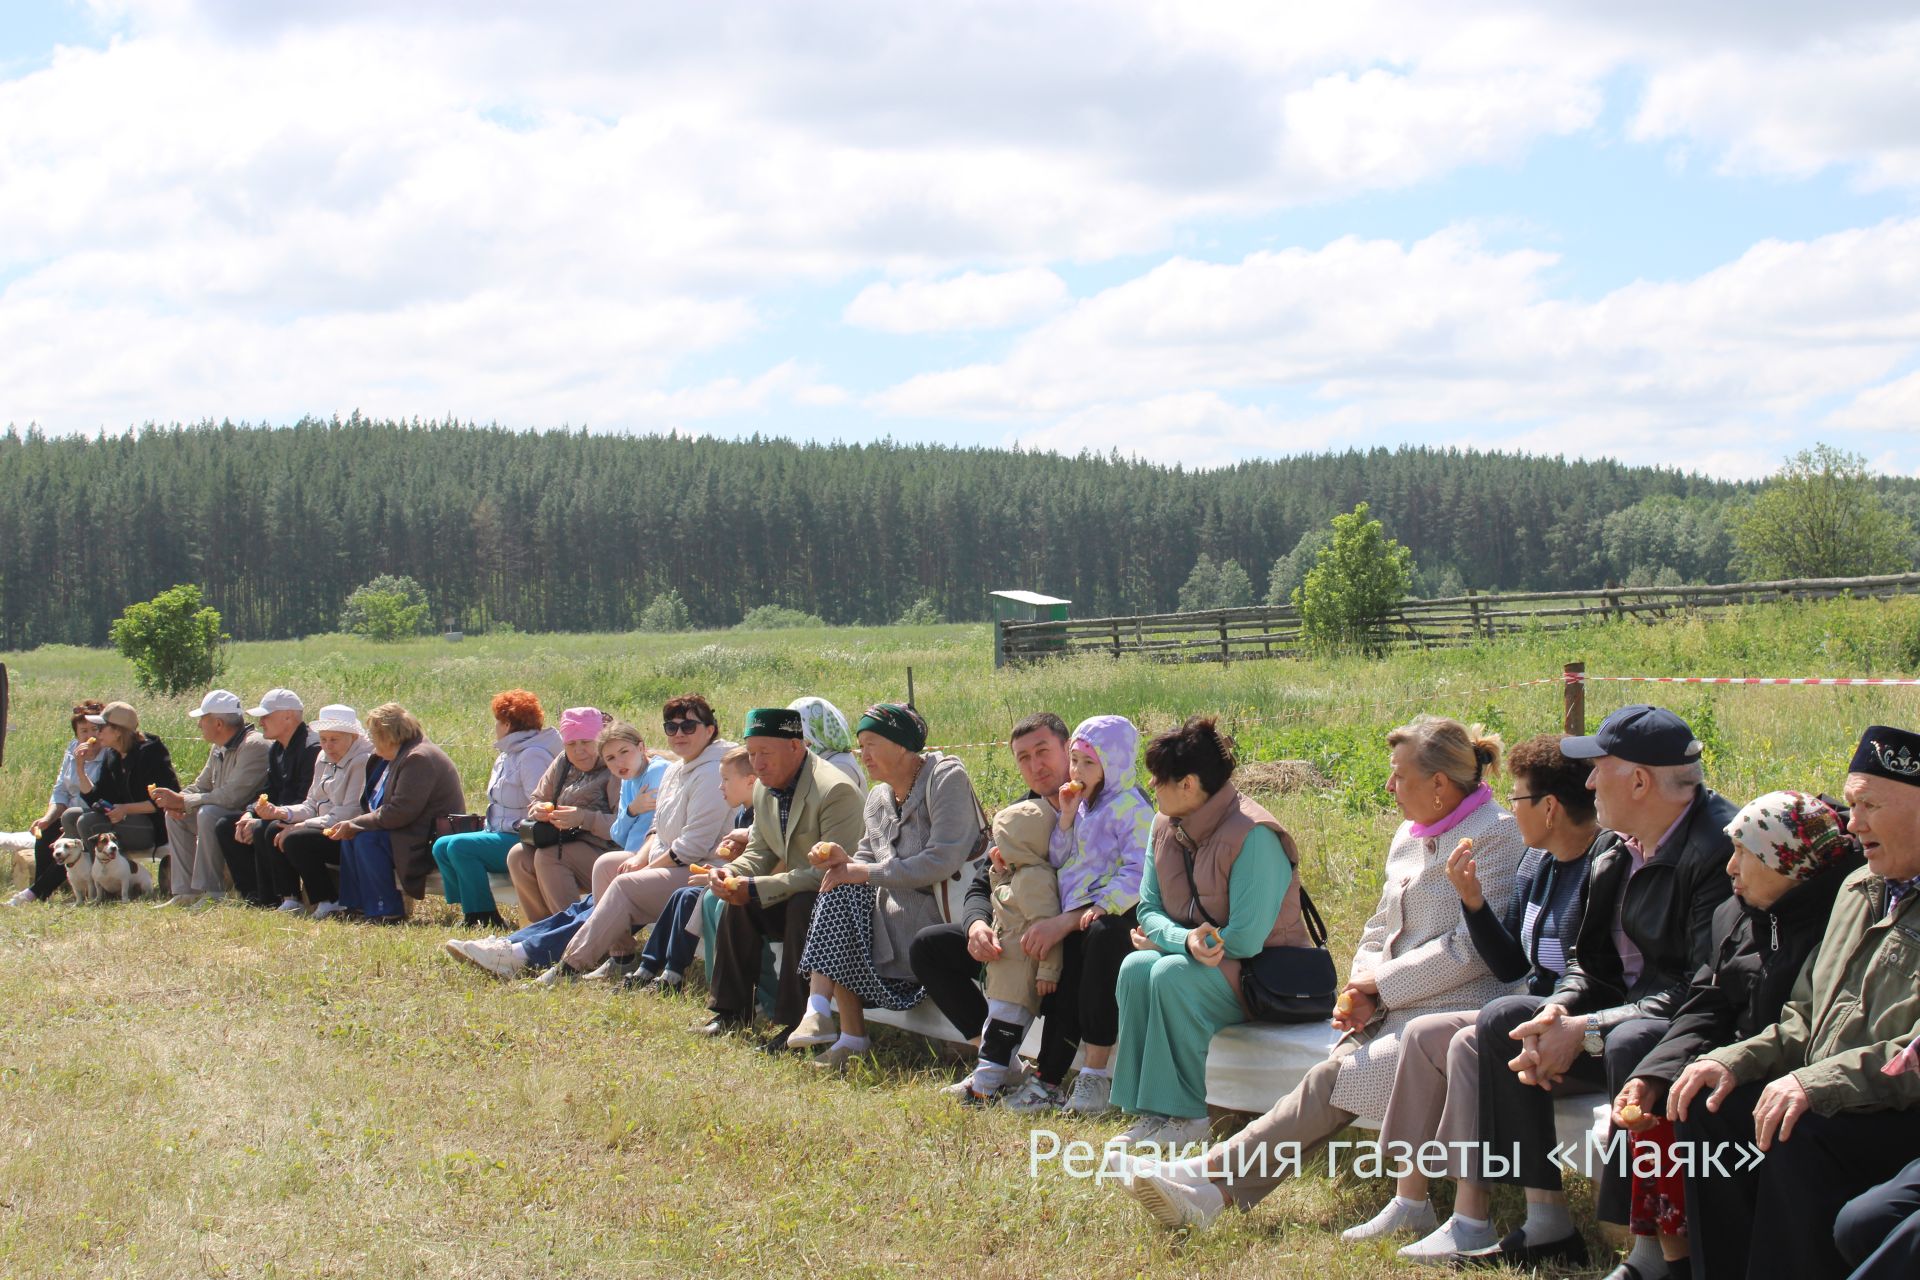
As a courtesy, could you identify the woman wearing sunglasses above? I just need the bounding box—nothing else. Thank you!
[526,693,736,985]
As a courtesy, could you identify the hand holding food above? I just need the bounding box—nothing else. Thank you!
[1334,990,1355,1016]
[806,842,843,867]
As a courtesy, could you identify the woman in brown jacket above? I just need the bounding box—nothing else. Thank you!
[330,703,466,918]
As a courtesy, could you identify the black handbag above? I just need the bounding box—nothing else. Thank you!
[514,819,566,849]
[1179,837,1340,1025]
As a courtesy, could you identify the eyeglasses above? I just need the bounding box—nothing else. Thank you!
[662,718,707,736]
[1509,794,1544,806]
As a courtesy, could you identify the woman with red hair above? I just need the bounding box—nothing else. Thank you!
[430,689,562,927]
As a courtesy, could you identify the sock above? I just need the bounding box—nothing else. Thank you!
[979,1018,1023,1069]
[1624,1235,1668,1277]
[808,993,832,1018]
[1078,1065,1111,1079]
[829,1033,870,1053]
[660,970,682,983]
[1451,1213,1489,1230]
[1392,1195,1429,1213]
[1519,1199,1574,1245]
[509,943,529,967]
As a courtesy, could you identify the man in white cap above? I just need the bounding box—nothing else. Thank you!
[147,689,271,906]
[216,689,319,909]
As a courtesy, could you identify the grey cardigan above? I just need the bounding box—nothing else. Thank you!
[856,752,987,982]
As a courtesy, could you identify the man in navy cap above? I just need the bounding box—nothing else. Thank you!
[1463,705,1735,1272]
[1670,724,1920,1280]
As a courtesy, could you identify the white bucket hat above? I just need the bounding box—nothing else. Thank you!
[311,704,364,736]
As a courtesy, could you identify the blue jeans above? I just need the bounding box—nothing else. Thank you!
[510,895,593,968]
[431,830,518,914]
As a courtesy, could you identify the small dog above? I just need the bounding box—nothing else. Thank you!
[54,837,96,902]
[88,834,153,902]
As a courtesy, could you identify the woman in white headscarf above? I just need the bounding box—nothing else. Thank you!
[790,696,866,789]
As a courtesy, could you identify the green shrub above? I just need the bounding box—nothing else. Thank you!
[1294,503,1413,656]
[110,583,228,695]
[893,597,944,626]
[638,590,692,633]
[341,575,433,641]
[736,604,826,631]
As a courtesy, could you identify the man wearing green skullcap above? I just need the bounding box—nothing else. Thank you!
[698,708,865,1047]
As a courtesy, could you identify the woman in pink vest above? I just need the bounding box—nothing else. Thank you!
[1108,716,1307,1150]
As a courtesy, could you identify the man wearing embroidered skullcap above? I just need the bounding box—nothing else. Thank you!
[696,707,865,1050]
[1671,724,1920,1280]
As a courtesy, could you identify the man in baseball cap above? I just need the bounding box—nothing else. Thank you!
[1468,704,1734,1271]
[147,688,270,906]
[221,690,320,908]
[1674,724,1920,1279]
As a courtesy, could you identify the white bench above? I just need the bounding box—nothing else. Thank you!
[1207,1022,1606,1146]
[422,870,518,909]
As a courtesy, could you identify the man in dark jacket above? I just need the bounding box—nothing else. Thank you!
[1467,705,1735,1270]
[909,712,1099,1107]
[1671,724,1920,1280]
[217,688,321,908]
[1608,790,1862,1280]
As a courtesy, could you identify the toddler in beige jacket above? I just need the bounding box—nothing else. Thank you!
[967,800,1062,1101]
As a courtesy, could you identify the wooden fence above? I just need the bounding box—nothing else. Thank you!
[998,572,1920,667]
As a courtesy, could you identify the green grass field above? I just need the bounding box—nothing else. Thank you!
[3,602,1918,1277]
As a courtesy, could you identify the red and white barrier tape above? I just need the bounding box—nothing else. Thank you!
[1577,674,1920,687]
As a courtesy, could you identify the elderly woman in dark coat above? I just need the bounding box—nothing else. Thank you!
[794,702,987,1070]
[329,702,466,920]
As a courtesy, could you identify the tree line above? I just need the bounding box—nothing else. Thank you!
[2,418,1915,649]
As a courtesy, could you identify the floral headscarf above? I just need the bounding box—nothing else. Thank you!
[1726,790,1851,884]
[788,696,857,758]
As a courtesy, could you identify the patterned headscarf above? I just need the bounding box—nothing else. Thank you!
[789,696,856,758]
[1725,790,1851,884]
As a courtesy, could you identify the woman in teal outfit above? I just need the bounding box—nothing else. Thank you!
[1110,716,1307,1150]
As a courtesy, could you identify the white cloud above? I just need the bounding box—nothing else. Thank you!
[844,269,1068,333]
[880,219,1920,469]
[1827,369,1920,433]
[4,0,1920,466]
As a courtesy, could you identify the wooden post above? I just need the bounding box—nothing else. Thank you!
[1219,613,1230,666]
[0,661,8,769]
[1563,661,1585,736]
[907,666,916,709]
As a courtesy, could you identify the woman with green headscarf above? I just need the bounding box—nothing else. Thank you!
[794,702,988,1071]
[788,696,866,790]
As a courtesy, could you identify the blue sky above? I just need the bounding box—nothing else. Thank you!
[4,1,1919,478]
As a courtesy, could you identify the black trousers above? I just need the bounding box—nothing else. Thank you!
[1677,1083,1920,1280]
[710,890,816,1028]
[277,828,341,904]
[29,823,68,900]
[1837,1156,1920,1280]
[907,908,1137,1085]
[214,814,297,903]
[1476,992,1667,1223]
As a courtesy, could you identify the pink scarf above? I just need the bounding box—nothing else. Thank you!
[1410,782,1493,839]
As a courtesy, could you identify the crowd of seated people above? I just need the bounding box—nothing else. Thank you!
[10,683,1917,1280]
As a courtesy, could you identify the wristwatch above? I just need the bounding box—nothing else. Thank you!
[1583,1014,1604,1057]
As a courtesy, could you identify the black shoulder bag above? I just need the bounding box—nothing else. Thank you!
[1179,830,1339,1024]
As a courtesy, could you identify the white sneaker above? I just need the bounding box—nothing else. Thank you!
[4,889,35,906]
[446,937,527,980]
[155,894,200,909]
[581,955,641,983]
[1118,1115,1168,1144]
[1342,1196,1438,1243]
[998,1074,1067,1113]
[1064,1070,1115,1115]
[1127,1170,1226,1231]
[1398,1215,1499,1266]
[1151,1116,1211,1153]
[940,1072,979,1100]
[1101,1145,1212,1186]
[311,901,344,920]
[276,898,305,913]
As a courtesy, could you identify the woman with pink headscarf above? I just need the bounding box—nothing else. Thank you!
[504,706,620,922]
